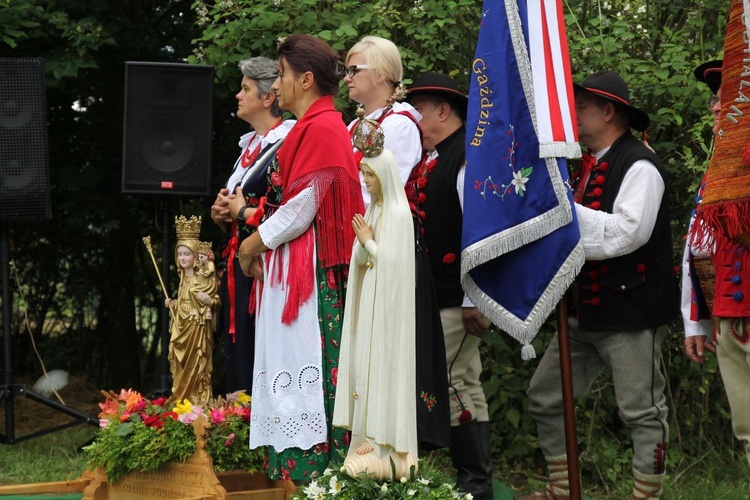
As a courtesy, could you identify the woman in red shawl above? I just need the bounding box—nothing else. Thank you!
[237,34,363,481]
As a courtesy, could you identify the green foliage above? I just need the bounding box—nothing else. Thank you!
[189,0,480,120]
[291,464,471,499]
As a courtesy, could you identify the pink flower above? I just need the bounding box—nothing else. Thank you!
[224,433,236,447]
[210,408,226,425]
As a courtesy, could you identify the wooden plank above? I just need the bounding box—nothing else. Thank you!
[0,479,90,495]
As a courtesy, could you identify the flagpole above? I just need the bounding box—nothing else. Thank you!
[556,294,581,499]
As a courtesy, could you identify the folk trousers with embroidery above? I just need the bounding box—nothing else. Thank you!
[442,307,489,426]
[527,320,670,475]
[717,317,750,468]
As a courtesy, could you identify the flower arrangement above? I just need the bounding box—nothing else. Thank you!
[84,389,264,483]
[291,465,473,500]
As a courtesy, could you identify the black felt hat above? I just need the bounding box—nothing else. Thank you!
[406,72,468,118]
[694,59,723,95]
[573,71,650,132]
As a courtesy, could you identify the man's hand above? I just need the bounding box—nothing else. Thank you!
[462,307,490,339]
[684,335,715,364]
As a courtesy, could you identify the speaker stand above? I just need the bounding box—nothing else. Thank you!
[152,197,173,398]
[0,224,99,444]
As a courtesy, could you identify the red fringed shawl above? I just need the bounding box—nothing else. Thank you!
[692,0,750,250]
[275,95,364,324]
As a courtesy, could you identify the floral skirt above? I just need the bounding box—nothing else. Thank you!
[266,264,350,481]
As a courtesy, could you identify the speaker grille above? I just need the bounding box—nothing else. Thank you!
[122,62,213,196]
[0,58,52,222]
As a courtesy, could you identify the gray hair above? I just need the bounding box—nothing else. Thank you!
[238,57,282,117]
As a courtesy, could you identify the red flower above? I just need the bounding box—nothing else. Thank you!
[443,253,456,264]
[331,367,338,387]
[142,414,164,429]
[417,192,427,204]
[286,459,297,470]
[326,268,336,290]
[249,196,260,207]
[459,409,473,424]
[150,397,168,407]
[162,411,178,421]
[270,171,283,187]
[344,431,351,445]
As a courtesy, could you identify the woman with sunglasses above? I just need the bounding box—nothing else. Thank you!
[344,36,422,205]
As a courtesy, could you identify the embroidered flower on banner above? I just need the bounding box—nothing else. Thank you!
[473,124,533,201]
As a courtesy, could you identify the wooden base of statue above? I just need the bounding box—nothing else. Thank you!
[0,417,296,499]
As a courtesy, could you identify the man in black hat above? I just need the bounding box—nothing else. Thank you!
[683,59,750,471]
[682,59,722,363]
[519,71,679,499]
[406,72,494,500]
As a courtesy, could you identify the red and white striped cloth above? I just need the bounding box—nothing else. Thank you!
[527,0,580,159]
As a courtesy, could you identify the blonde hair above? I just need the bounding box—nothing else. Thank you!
[347,36,404,93]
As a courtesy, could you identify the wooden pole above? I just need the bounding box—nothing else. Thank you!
[556,297,581,499]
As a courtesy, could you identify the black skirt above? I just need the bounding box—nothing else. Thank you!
[414,225,451,449]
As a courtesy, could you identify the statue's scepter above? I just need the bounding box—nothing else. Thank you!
[142,236,175,321]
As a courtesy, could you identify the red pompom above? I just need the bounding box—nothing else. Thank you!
[459,409,472,424]
[443,253,456,264]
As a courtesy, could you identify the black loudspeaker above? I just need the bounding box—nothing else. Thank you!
[0,58,52,222]
[122,62,213,196]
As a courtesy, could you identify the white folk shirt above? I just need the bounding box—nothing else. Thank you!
[574,145,665,261]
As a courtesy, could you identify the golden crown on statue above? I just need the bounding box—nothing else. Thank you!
[175,215,202,240]
[198,241,213,253]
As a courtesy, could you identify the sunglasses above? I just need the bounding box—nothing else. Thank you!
[345,64,370,78]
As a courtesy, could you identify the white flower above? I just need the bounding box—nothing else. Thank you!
[511,170,529,194]
[381,484,388,492]
[637,4,646,13]
[328,476,343,495]
[400,477,408,484]
[465,494,474,500]
[305,480,326,499]
[417,478,430,485]
[323,468,333,477]
[407,489,417,496]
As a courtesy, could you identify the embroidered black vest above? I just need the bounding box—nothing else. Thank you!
[575,133,679,331]
[420,126,466,309]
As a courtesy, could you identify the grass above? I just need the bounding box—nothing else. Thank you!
[0,427,747,499]
[0,426,97,486]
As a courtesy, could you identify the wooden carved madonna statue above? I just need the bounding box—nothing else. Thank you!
[165,215,219,405]
[333,113,418,479]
